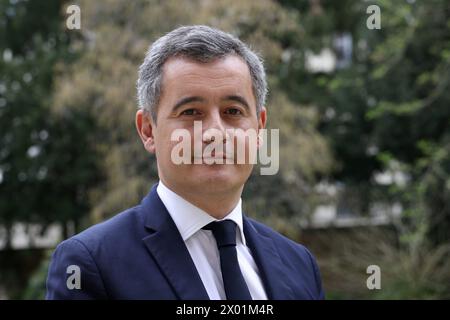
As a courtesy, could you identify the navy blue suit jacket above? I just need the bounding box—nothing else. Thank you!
[46,184,325,299]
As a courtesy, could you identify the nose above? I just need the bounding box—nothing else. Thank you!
[202,110,229,144]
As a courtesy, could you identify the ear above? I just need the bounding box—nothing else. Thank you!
[136,110,156,154]
[257,106,267,149]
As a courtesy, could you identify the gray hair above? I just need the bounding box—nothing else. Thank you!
[137,25,267,122]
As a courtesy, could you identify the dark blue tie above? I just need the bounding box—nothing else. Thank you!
[203,220,252,300]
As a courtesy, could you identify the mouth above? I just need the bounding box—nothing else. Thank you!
[193,150,234,159]
[192,153,234,163]
[193,156,233,161]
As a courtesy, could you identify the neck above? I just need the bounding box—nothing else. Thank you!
[160,179,243,219]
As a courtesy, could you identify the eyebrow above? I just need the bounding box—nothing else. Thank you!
[171,96,206,113]
[223,95,250,111]
[171,94,251,114]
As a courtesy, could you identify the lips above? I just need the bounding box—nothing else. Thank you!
[193,149,234,160]
[192,153,234,163]
[193,155,233,161]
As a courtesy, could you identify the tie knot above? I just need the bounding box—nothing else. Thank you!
[203,220,237,247]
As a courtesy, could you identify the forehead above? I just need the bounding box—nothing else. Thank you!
[161,55,254,102]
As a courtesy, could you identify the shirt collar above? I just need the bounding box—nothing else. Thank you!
[156,180,246,245]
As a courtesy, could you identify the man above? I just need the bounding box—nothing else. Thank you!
[46,25,324,300]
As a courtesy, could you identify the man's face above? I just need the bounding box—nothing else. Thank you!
[137,55,266,197]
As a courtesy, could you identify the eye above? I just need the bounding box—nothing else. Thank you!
[224,108,243,116]
[181,109,200,116]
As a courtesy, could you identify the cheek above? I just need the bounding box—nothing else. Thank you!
[153,129,171,155]
[155,128,191,166]
[229,129,259,164]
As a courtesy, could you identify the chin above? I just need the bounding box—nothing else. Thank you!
[187,165,243,190]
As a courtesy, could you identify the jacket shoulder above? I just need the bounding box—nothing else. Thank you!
[46,205,145,299]
[246,217,310,253]
[70,205,144,250]
[246,217,325,299]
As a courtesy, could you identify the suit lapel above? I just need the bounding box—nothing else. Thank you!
[243,217,295,299]
[141,185,209,300]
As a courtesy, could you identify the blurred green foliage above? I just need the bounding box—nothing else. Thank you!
[0,0,99,246]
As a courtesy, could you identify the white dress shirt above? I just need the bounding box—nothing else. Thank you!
[156,180,268,300]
